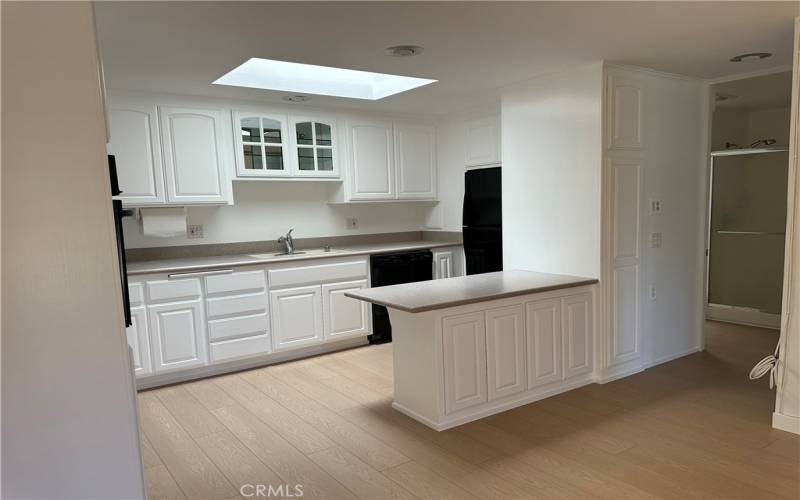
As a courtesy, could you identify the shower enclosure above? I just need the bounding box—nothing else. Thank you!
[706,147,790,327]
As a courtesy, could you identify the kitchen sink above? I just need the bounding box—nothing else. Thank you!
[248,248,347,260]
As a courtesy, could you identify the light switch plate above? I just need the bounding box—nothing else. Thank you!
[651,232,662,249]
[649,199,663,215]
[346,217,358,230]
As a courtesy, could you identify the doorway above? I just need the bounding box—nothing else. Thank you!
[705,71,793,330]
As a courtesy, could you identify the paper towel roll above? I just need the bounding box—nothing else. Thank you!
[140,207,187,238]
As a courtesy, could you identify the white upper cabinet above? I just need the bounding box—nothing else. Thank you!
[606,72,644,150]
[465,114,501,167]
[159,106,229,204]
[394,122,437,199]
[289,115,339,178]
[233,111,291,178]
[108,99,165,205]
[346,117,396,200]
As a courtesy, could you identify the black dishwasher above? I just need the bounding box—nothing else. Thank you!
[369,249,433,343]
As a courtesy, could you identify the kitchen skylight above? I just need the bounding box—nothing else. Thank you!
[213,58,436,100]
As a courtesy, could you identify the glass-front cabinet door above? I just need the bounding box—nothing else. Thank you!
[233,111,291,177]
[290,116,338,177]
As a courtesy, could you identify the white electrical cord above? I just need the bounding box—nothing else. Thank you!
[749,343,781,389]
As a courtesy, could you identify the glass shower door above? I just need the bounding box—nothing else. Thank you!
[707,149,789,315]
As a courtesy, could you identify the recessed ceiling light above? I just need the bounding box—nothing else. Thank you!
[213,58,436,100]
[729,52,772,62]
[385,45,424,57]
[283,95,310,102]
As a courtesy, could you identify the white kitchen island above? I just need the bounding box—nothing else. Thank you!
[346,270,599,430]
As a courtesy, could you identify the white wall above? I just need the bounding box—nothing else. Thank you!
[636,71,707,365]
[501,63,604,278]
[1,2,145,498]
[124,181,427,248]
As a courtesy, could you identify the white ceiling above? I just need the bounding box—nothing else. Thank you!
[713,70,793,111]
[95,1,798,116]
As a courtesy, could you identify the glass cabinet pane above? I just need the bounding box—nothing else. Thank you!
[297,147,315,170]
[296,122,313,145]
[262,118,282,143]
[240,117,261,143]
[265,146,284,170]
[243,145,264,170]
[315,123,332,146]
[316,148,333,171]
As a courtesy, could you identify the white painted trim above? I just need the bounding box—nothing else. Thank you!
[642,346,703,369]
[706,65,794,85]
[772,411,800,435]
[604,62,704,83]
[136,336,366,389]
[394,374,594,431]
[705,304,781,330]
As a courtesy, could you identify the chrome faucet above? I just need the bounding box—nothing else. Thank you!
[278,228,295,254]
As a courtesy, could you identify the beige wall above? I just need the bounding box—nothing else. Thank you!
[1,2,145,497]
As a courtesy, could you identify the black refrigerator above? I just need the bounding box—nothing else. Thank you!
[462,167,502,275]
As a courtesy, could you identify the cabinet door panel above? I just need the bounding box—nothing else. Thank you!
[465,115,500,166]
[395,123,436,199]
[160,106,228,203]
[108,102,165,205]
[347,119,395,199]
[443,312,488,413]
[486,305,526,400]
[270,285,323,351]
[433,251,454,279]
[525,298,562,388]
[562,293,593,379]
[126,306,153,376]
[322,280,369,340]
[607,73,643,149]
[148,299,207,373]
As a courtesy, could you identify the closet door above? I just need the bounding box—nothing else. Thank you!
[160,106,229,204]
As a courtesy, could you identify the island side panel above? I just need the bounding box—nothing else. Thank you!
[387,309,444,426]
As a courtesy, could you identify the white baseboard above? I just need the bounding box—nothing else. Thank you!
[642,346,703,369]
[772,411,800,435]
[706,304,780,330]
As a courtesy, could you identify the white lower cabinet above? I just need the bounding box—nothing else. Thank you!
[147,299,207,373]
[485,305,526,401]
[525,298,562,388]
[562,293,594,379]
[433,247,464,279]
[126,306,153,376]
[270,285,324,351]
[322,280,369,340]
[443,312,488,413]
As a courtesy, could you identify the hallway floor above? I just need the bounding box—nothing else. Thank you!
[138,321,800,499]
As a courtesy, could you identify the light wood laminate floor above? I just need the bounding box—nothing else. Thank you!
[139,321,800,499]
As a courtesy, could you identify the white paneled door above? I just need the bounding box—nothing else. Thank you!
[148,299,207,373]
[126,306,153,375]
[159,106,228,204]
[562,293,594,379]
[346,117,395,200]
[485,305,526,400]
[394,122,437,199]
[525,298,562,388]
[322,280,370,340]
[270,285,324,351]
[442,312,488,413]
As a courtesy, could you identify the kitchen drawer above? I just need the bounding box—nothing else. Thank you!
[268,259,368,288]
[209,333,271,362]
[206,292,267,319]
[128,283,145,306]
[208,312,269,342]
[147,278,202,302]
[205,270,266,296]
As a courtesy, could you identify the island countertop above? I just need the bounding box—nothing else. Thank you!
[345,270,598,313]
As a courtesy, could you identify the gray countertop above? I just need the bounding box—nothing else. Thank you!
[127,240,461,275]
[345,270,598,313]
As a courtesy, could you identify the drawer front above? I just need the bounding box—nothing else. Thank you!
[209,333,271,363]
[205,270,266,296]
[206,292,267,319]
[208,312,269,342]
[147,278,202,302]
[268,259,368,288]
[128,283,145,307]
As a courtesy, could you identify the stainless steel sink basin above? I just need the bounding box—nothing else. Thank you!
[248,248,347,260]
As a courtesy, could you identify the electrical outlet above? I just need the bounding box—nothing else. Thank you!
[346,217,358,230]
[651,232,662,249]
[649,199,663,215]
[187,224,204,239]
[649,285,657,300]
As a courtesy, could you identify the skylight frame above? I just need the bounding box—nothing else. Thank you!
[213,58,436,100]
